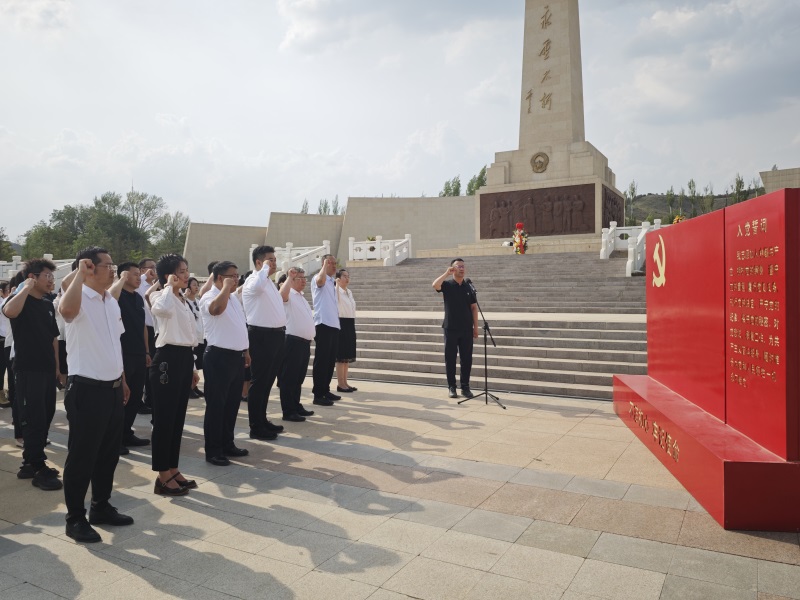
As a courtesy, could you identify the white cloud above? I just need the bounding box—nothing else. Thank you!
[0,0,72,31]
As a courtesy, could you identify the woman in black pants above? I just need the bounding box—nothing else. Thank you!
[148,254,199,495]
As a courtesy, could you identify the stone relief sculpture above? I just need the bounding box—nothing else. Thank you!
[479,184,597,239]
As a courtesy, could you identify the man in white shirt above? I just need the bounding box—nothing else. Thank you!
[242,245,286,441]
[59,246,134,544]
[200,261,251,466]
[279,269,316,421]
[311,255,341,406]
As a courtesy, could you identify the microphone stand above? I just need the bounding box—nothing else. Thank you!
[458,280,506,409]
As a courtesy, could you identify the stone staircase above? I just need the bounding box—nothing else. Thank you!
[302,253,647,401]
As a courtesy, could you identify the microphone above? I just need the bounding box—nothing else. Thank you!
[465,278,477,293]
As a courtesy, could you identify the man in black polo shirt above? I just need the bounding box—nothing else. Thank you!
[1,258,63,490]
[116,262,152,454]
[432,258,478,399]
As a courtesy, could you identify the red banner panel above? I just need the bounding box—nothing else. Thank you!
[646,212,726,420]
[725,190,800,460]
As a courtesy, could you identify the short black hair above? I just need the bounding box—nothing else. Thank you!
[252,245,276,264]
[187,277,198,288]
[22,258,57,279]
[207,260,219,275]
[138,258,155,268]
[117,262,138,277]
[335,269,348,279]
[0,281,9,294]
[212,261,237,281]
[76,246,109,265]
[10,271,25,288]
[450,257,465,266]
[277,273,288,286]
[238,270,252,286]
[155,254,188,287]
[321,253,334,262]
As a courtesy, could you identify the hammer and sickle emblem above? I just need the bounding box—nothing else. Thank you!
[652,235,666,288]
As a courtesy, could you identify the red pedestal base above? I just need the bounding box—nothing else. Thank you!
[614,374,800,531]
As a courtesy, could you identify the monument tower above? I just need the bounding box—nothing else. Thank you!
[478,0,623,241]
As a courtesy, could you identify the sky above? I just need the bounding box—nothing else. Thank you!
[1,0,799,241]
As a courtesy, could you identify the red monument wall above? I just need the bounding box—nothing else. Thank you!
[614,189,800,531]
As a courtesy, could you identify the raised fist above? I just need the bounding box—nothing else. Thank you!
[288,268,298,280]
[222,276,237,293]
[79,259,93,274]
[167,274,180,288]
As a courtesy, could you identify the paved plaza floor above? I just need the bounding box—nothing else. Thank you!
[1,381,799,599]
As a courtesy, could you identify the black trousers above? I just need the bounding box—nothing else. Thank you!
[444,329,474,388]
[122,354,147,440]
[58,340,68,375]
[17,370,56,469]
[312,324,339,397]
[203,347,244,457]
[0,337,6,390]
[142,326,156,407]
[280,335,311,416]
[63,378,123,520]
[150,345,193,472]
[247,326,285,430]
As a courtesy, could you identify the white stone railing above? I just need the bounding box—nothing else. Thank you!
[599,221,669,277]
[262,240,331,275]
[348,234,412,266]
[1,254,73,288]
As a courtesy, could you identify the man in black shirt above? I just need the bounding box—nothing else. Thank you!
[1,258,63,490]
[432,258,478,399]
[116,263,152,453]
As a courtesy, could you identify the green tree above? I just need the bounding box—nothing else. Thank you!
[331,195,340,215]
[624,180,638,225]
[300,199,309,214]
[123,190,167,236]
[439,175,461,197]
[152,211,191,256]
[0,227,13,261]
[665,186,675,219]
[466,166,487,196]
[678,186,686,216]
[702,183,715,214]
[317,199,330,215]
[732,173,746,204]
[688,179,697,218]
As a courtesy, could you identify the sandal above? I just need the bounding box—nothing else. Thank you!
[154,473,189,496]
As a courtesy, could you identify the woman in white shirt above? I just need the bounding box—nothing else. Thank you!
[184,277,205,398]
[335,269,357,393]
[148,254,199,496]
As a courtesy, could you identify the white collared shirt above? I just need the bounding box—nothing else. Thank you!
[337,286,356,319]
[0,296,8,338]
[285,288,316,341]
[200,285,249,351]
[242,267,287,328]
[150,288,196,348]
[137,275,154,328]
[311,273,340,329]
[63,284,125,381]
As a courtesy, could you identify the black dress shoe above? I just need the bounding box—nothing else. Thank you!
[193,387,204,398]
[154,476,189,496]
[448,386,458,399]
[119,445,130,456]
[460,387,475,399]
[224,446,249,457]
[282,413,306,422]
[325,391,342,401]
[124,435,150,447]
[264,420,284,433]
[66,518,102,543]
[173,474,198,489]
[188,388,200,399]
[137,405,153,415]
[250,429,278,441]
[313,397,334,407]
[205,455,231,466]
[297,406,315,417]
[88,503,134,526]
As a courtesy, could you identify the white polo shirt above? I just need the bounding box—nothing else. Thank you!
[63,285,125,381]
[311,273,340,329]
[242,267,286,328]
[200,285,249,351]
[150,289,196,348]
[285,289,316,341]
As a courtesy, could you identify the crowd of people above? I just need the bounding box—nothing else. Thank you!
[0,245,358,543]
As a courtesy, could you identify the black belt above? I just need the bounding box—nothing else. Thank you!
[248,325,286,332]
[68,375,123,389]
[206,346,246,357]
[286,334,311,344]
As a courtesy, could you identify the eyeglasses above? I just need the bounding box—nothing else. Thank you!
[97,264,117,272]
[159,362,169,385]
[33,272,55,281]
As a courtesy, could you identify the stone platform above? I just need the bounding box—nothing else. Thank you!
[1,382,799,599]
